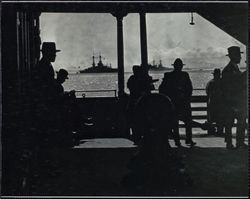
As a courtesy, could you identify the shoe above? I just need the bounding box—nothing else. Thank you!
[185,140,196,146]
[236,143,248,149]
[226,143,235,150]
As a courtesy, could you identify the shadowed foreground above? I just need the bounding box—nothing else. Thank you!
[15,136,248,197]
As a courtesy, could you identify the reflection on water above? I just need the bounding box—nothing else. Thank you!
[63,70,214,97]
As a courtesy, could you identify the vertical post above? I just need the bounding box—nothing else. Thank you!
[140,12,148,68]
[112,11,127,98]
[117,16,124,97]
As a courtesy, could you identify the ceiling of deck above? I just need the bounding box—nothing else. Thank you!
[3,2,248,45]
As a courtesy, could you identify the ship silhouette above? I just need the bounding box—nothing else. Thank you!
[148,59,172,71]
[79,53,118,73]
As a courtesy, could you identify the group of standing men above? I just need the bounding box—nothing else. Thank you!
[127,46,247,149]
[32,42,247,150]
[127,58,197,147]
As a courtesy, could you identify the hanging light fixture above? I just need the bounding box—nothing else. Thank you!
[190,12,195,25]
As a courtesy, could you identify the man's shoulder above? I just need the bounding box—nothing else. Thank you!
[222,62,233,73]
[181,71,189,75]
[53,80,64,91]
[179,71,190,79]
[206,79,215,87]
[164,71,172,75]
[37,58,52,68]
[127,75,136,87]
[163,71,174,78]
[128,75,135,81]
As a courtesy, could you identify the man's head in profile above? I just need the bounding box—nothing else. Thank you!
[41,42,61,62]
[226,46,243,64]
[56,68,69,84]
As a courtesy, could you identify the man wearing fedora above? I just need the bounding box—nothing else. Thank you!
[32,42,61,146]
[33,42,61,101]
[36,42,60,89]
[221,46,247,149]
[159,58,196,146]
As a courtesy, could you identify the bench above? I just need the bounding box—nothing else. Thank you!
[177,95,209,132]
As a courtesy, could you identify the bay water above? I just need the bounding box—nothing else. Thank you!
[63,70,214,97]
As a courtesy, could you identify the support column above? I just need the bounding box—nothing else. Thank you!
[112,12,127,98]
[140,12,148,68]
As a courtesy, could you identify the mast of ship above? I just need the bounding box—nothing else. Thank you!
[92,53,96,68]
[98,52,104,67]
[152,59,155,67]
[159,59,163,68]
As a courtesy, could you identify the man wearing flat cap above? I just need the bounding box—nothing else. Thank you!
[159,58,195,146]
[221,46,247,149]
[50,68,79,146]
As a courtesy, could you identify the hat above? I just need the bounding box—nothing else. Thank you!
[226,46,243,56]
[172,58,185,66]
[212,68,221,75]
[57,69,68,79]
[41,42,61,53]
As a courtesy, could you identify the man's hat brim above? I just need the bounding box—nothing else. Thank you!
[226,52,243,56]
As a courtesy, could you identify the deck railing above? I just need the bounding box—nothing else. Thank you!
[75,89,117,98]
[74,88,206,98]
[75,88,208,127]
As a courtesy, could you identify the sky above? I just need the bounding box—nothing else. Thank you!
[40,13,246,72]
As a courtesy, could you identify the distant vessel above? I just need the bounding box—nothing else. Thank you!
[79,53,117,73]
[148,60,172,71]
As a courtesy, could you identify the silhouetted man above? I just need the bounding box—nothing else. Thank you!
[127,65,145,102]
[221,46,247,149]
[127,66,156,100]
[206,68,224,134]
[33,43,60,118]
[31,42,62,151]
[52,69,75,101]
[34,42,61,101]
[50,69,80,147]
[127,65,159,143]
[122,94,191,195]
[30,42,62,179]
[159,58,196,146]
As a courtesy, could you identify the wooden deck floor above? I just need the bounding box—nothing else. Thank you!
[1,135,248,197]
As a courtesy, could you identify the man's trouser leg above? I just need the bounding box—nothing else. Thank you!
[235,112,246,146]
[182,110,193,142]
[173,121,180,145]
[224,116,234,145]
[185,120,192,142]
